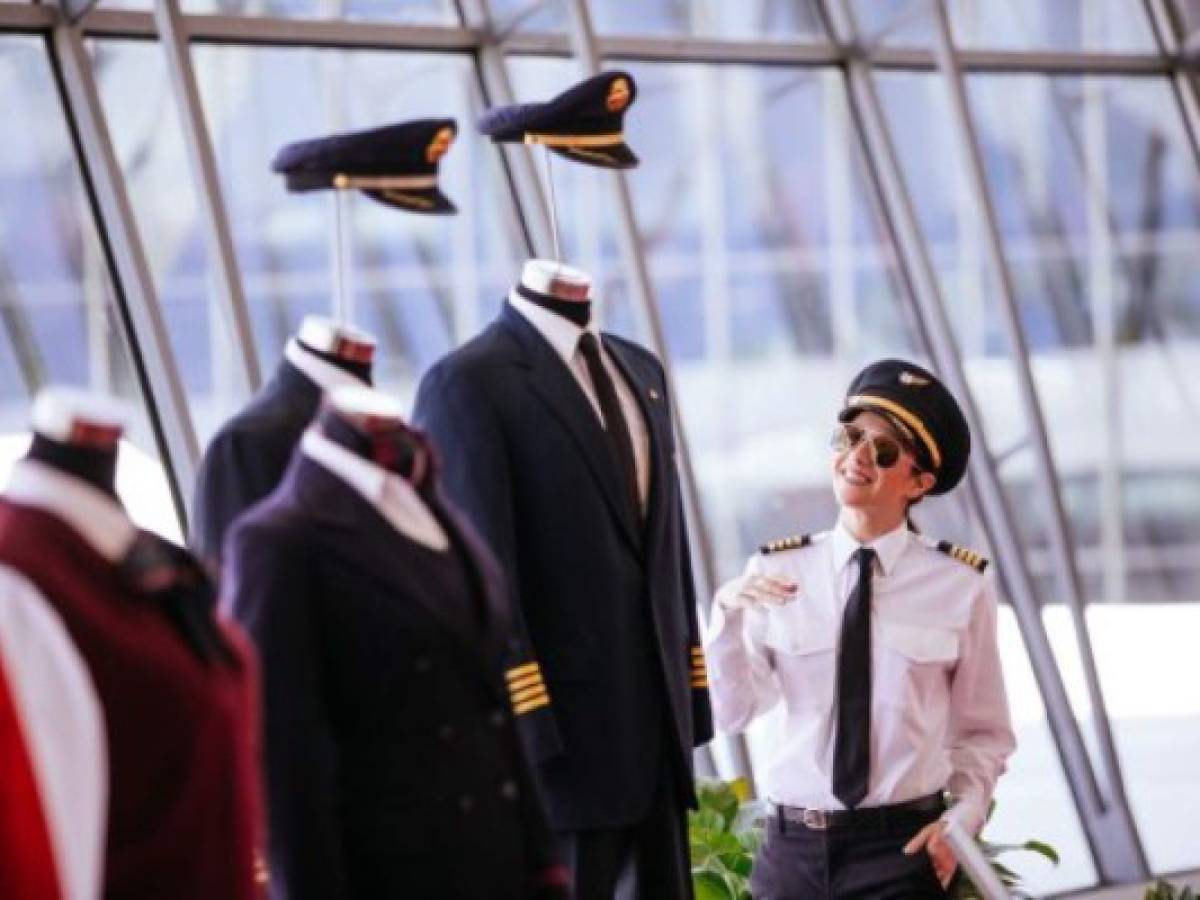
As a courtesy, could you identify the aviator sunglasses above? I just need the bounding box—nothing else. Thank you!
[829,422,915,470]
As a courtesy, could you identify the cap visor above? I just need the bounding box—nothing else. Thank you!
[363,187,457,215]
[551,142,638,170]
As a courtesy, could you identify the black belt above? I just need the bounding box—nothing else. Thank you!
[772,792,944,832]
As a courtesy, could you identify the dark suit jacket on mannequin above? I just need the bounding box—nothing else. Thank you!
[191,341,366,568]
[413,300,713,831]
[225,443,562,900]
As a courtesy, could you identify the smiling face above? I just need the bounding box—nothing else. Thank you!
[606,77,631,113]
[831,410,935,518]
[425,127,455,165]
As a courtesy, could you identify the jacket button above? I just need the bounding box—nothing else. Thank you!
[499,780,518,801]
[414,656,432,674]
[489,709,506,728]
[439,724,455,741]
[458,794,475,813]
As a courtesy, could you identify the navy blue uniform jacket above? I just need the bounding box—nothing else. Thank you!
[413,302,714,831]
[192,359,332,569]
[225,452,561,899]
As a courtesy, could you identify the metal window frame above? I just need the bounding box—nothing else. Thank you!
[45,4,201,527]
[3,0,1199,885]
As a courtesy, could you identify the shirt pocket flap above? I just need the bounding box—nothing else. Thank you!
[752,609,838,658]
[879,621,959,663]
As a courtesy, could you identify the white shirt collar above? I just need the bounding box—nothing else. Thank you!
[300,429,448,551]
[285,337,366,395]
[4,459,137,563]
[830,518,911,577]
[508,289,599,367]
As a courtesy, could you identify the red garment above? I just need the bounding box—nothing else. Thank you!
[0,653,61,900]
[0,500,265,900]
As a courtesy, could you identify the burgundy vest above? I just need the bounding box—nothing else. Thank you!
[0,499,265,900]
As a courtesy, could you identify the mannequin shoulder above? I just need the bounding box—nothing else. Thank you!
[915,534,990,575]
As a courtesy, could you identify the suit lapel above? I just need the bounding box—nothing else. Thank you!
[427,485,513,669]
[286,456,501,692]
[500,304,642,554]
[603,336,671,550]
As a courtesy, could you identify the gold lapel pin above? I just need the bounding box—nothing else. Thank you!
[648,388,660,401]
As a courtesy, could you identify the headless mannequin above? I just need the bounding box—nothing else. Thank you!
[515,259,593,327]
[294,315,376,384]
[23,388,126,499]
[318,386,429,486]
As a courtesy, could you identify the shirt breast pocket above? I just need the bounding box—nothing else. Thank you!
[876,621,959,708]
[756,613,838,711]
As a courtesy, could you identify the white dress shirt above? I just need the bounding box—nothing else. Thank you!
[2,460,119,900]
[285,337,366,394]
[705,521,1015,835]
[301,429,449,551]
[509,291,650,513]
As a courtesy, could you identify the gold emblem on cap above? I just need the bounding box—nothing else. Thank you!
[333,173,350,190]
[606,77,631,113]
[899,371,930,387]
[425,126,455,165]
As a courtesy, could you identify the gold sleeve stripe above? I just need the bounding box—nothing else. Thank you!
[514,694,552,715]
[691,678,709,689]
[510,685,549,705]
[507,672,544,692]
[505,662,541,682]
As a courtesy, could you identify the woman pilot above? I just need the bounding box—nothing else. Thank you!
[705,359,1016,899]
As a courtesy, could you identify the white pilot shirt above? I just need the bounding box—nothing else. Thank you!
[509,291,651,514]
[301,429,449,551]
[705,521,1016,836]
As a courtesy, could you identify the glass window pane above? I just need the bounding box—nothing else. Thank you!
[0,36,179,540]
[93,39,246,447]
[965,71,1200,876]
[190,46,524,407]
[848,0,1155,51]
[490,0,827,39]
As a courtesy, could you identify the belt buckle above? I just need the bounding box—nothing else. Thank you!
[801,808,828,830]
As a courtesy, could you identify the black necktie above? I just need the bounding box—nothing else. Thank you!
[833,546,875,809]
[577,332,640,518]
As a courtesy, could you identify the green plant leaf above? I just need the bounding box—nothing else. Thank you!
[693,870,735,900]
[1020,840,1060,865]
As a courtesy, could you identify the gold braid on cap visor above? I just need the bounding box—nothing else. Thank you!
[845,394,942,470]
[524,132,624,149]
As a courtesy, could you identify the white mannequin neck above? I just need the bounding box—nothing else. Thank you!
[326,385,403,427]
[30,386,128,448]
[297,315,377,363]
[519,259,592,302]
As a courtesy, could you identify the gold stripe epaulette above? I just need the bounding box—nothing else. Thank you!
[505,661,551,715]
[936,541,989,574]
[759,534,811,555]
[690,645,708,690]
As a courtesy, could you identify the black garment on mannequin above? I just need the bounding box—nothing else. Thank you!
[515,283,592,328]
[296,338,373,384]
[26,434,118,499]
